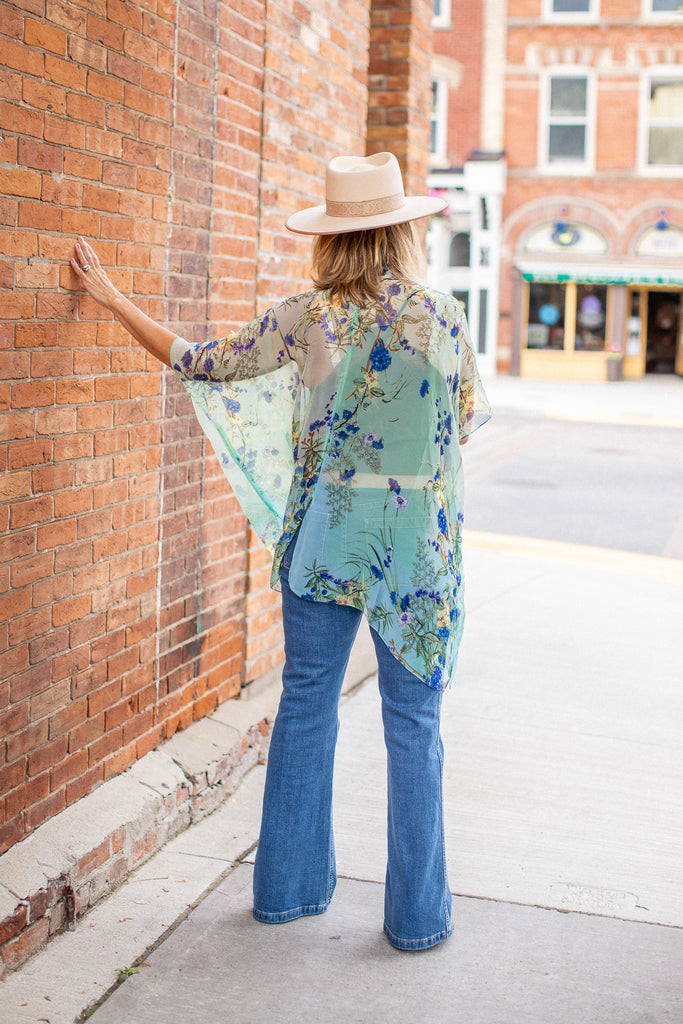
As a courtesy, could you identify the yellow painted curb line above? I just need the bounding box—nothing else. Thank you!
[463,530,683,587]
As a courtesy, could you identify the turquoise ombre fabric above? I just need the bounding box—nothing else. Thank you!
[171,273,491,689]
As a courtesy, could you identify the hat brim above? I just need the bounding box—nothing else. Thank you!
[285,195,447,235]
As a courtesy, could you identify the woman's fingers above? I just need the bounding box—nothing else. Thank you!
[70,253,86,278]
[70,238,119,309]
[79,237,99,268]
[73,240,89,274]
[75,238,94,268]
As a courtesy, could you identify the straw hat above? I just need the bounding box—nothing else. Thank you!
[286,152,447,235]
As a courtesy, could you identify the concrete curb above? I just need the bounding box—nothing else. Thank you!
[0,619,378,976]
[0,679,279,977]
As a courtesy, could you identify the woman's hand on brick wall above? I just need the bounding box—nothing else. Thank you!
[71,238,122,311]
[70,237,177,366]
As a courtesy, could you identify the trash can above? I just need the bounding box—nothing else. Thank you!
[606,356,623,382]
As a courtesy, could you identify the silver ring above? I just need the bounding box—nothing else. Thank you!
[81,263,90,272]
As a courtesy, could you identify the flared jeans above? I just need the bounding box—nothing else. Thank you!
[252,545,453,951]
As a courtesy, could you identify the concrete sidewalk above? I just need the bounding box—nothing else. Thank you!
[3,528,682,1023]
[78,865,683,1024]
[481,372,683,428]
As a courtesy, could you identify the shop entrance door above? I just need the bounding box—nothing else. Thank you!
[645,291,681,374]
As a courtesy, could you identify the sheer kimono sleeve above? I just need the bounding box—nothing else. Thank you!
[451,300,492,439]
[170,295,312,551]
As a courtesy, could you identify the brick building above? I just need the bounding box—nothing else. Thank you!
[428,0,683,381]
[0,0,434,966]
[503,0,683,381]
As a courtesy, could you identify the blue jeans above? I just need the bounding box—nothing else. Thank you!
[252,542,452,950]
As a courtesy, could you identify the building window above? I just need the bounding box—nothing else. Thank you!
[478,289,488,355]
[433,0,451,28]
[430,79,448,165]
[549,77,587,160]
[646,0,683,15]
[644,76,683,167]
[526,283,566,349]
[449,232,470,267]
[541,73,594,172]
[452,290,469,316]
[575,285,607,351]
[542,0,598,18]
[525,281,608,353]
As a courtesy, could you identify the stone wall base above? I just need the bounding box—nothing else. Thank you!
[0,678,280,976]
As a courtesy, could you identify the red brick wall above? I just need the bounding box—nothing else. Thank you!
[367,0,433,194]
[0,0,434,858]
[0,0,262,856]
[432,0,483,167]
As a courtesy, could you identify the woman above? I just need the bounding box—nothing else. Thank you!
[71,152,491,950]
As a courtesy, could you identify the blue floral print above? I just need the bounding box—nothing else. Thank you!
[171,271,491,690]
[370,344,392,371]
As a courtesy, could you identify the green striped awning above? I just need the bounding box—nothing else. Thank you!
[517,262,683,287]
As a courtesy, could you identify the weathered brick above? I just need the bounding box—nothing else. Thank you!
[28,737,68,778]
[5,774,49,822]
[1,36,44,77]
[30,680,70,721]
[0,470,32,501]
[103,743,136,780]
[0,917,52,970]
[32,462,73,496]
[62,150,102,181]
[24,788,66,831]
[10,380,54,407]
[18,200,61,231]
[44,53,87,90]
[50,748,88,792]
[44,112,85,148]
[8,606,51,648]
[24,17,67,55]
[51,643,91,682]
[30,573,72,610]
[52,594,91,628]
[29,627,70,666]
[0,904,28,947]
[66,763,104,806]
[9,495,52,530]
[17,138,63,174]
[0,168,42,200]
[10,551,53,587]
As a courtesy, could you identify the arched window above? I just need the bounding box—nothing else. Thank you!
[449,232,470,267]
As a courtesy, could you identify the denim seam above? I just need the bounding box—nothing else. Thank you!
[436,693,451,933]
[326,831,336,903]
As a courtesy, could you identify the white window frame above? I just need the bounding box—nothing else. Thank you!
[538,69,596,176]
[433,0,452,29]
[541,0,600,22]
[638,68,683,176]
[641,0,683,22]
[430,77,448,167]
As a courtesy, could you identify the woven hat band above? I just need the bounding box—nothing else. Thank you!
[325,192,405,219]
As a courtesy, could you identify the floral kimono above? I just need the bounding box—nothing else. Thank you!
[171,271,491,690]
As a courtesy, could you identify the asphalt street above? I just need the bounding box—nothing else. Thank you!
[461,410,683,557]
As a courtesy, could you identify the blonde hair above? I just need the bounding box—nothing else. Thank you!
[311,222,424,306]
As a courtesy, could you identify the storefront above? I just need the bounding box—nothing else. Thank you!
[508,210,683,381]
[513,264,683,381]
